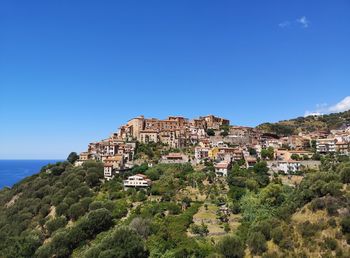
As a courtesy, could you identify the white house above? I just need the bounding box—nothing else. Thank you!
[104,164,113,180]
[277,160,301,174]
[194,147,209,163]
[316,138,336,154]
[214,161,231,177]
[123,174,152,188]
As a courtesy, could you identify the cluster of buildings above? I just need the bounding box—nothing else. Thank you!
[118,115,229,148]
[315,127,350,155]
[76,115,350,183]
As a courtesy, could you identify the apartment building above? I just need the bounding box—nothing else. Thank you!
[214,161,231,177]
[123,174,152,188]
[316,138,336,154]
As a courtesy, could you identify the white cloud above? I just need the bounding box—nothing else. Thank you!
[329,96,350,113]
[278,21,290,28]
[296,16,309,28]
[279,16,310,29]
[305,96,350,117]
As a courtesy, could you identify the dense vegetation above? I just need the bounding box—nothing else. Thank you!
[1,152,350,257]
[257,110,350,135]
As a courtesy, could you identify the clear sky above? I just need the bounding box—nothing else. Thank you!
[0,0,349,159]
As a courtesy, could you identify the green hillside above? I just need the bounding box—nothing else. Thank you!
[1,154,350,257]
[257,110,350,136]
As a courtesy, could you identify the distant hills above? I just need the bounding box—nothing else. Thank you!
[257,110,350,136]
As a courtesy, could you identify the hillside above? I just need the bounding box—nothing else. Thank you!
[1,154,350,257]
[257,110,350,136]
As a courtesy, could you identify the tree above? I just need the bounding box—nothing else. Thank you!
[129,217,151,239]
[291,154,301,161]
[68,203,86,221]
[45,217,67,235]
[82,208,114,237]
[67,152,79,164]
[86,172,101,187]
[190,222,209,237]
[56,202,69,216]
[217,235,244,258]
[206,129,215,136]
[340,166,350,183]
[84,227,148,258]
[271,227,284,245]
[253,161,269,175]
[248,147,257,156]
[341,216,350,234]
[260,183,284,206]
[261,147,274,160]
[247,232,267,255]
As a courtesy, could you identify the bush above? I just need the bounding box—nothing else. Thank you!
[231,202,241,214]
[271,227,284,245]
[166,202,181,215]
[217,235,244,258]
[206,129,215,136]
[86,172,101,187]
[310,198,325,211]
[84,227,148,258]
[340,216,350,234]
[190,222,209,237]
[81,208,114,237]
[68,203,86,221]
[89,201,104,211]
[328,218,337,228]
[324,237,337,250]
[129,217,151,239]
[247,232,267,255]
[299,221,319,238]
[45,216,67,235]
[340,166,350,183]
[252,220,272,240]
[56,202,69,216]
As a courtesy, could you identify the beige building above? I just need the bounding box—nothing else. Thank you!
[139,130,159,143]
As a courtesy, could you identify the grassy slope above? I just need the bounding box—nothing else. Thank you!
[257,110,350,135]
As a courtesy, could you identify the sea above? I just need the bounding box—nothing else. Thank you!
[0,160,62,189]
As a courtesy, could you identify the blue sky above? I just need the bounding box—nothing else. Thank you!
[0,0,349,159]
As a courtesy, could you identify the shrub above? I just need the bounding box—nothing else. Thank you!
[89,201,104,211]
[328,218,337,228]
[252,220,272,240]
[45,216,67,235]
[68,203,86,221]
[231,202,241,214]
[217,235,244,258]
[299,221,319,238]
[340,216,350,234]
[324,237,337,250]
[271,227,284,245]
[310,198,325,211]
[56,202,69,216]
[247,232,267,255]
[206,129,215,136]
[84,227,148,258]
[80,208,114,237]
[190,222,209,237]
[340,166,350,183]
[129,217,151,239]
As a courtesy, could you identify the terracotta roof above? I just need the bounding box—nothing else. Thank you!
[135,174,148,179]
[215,162,230,169]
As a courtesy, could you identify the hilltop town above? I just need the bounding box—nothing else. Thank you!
[2,113,350,258]
[77,114,350,184]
